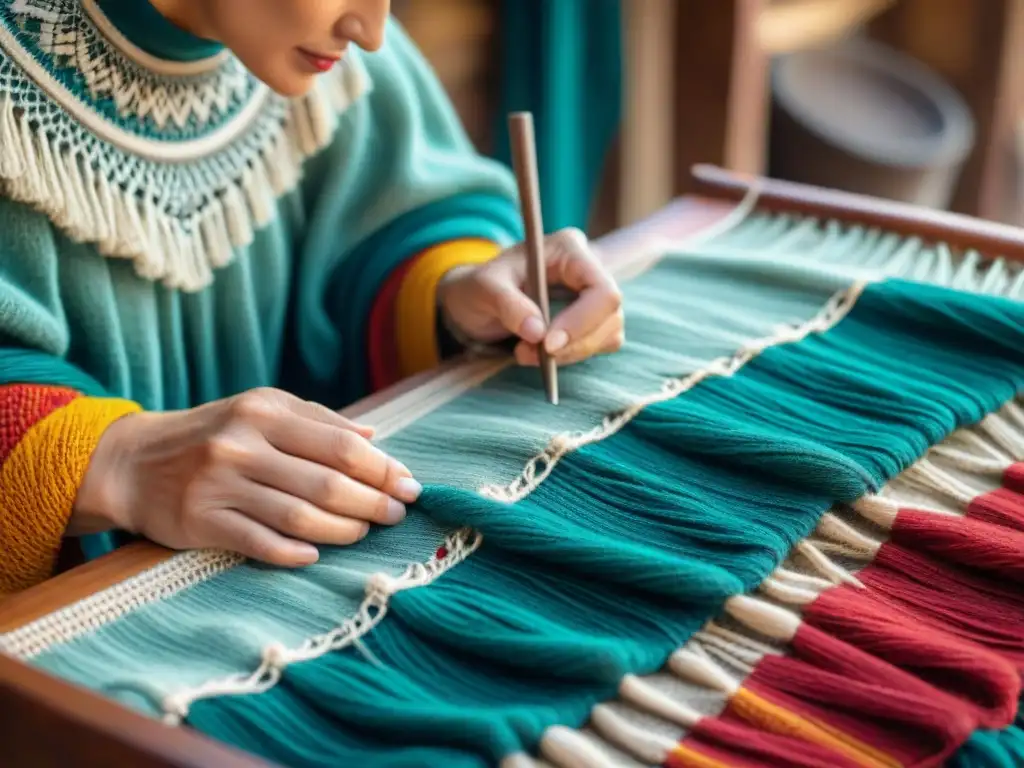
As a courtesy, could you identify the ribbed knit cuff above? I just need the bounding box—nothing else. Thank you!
[394,239,503,377]
[0,395,141,593]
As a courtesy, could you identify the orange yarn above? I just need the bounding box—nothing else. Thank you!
[665,743,733,768]
[0,396,141,593]
[729,686,900,768]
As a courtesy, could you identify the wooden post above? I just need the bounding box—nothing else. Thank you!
[673,0,771,196]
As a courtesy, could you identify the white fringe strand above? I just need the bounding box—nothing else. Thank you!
[0,60,369,292]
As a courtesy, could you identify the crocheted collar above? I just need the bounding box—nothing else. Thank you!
[0,0,371,291]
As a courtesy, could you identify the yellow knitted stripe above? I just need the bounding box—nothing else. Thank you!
[0,396,141,594]
[394,239,502,378]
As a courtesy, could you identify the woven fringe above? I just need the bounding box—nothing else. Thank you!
[0,61,367,292]
[0,549,242,660]
[159,527,481,725]
[532,396,1024,768]
[480,280,869,503]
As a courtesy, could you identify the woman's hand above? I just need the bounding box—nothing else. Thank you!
[438,227,624,366]
[71,388,420,567]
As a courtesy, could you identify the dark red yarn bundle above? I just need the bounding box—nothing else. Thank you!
[804,585,1019,728]
[667,717,861,768]
[966,485,1024,531]
[890,508,1024,583]
[741,623,974,767]
[859,543,1024,669]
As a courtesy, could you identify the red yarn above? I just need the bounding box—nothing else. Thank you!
[665,717,861,768]
[862,544,1024,669]
[1004,463,1024,494]
[745,623,975,767]
[805,585,1019,728]
[966,487,1024,532]
[892,508,1024,583]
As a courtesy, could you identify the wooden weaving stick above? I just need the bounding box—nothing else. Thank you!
[508,111,559,405]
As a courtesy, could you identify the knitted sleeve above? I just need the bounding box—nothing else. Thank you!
[0,199,140,593]
[0,380,140,593]
[284,17,523,407]
[366,239,503,391]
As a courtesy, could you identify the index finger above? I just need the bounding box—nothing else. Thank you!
[263,416,419,503]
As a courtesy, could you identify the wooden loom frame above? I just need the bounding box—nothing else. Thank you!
[2,166,1024,768]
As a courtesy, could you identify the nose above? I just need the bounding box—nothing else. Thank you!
[336,0,389,52]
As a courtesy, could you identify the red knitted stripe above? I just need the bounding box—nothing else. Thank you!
[0,384,81,466]
[367,258,418,393]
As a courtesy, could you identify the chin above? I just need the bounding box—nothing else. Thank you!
[241,59,316,98]
[268,76,316,98]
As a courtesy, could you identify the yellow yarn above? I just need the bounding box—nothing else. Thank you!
[394,238,502,378]
[0,396,141,594]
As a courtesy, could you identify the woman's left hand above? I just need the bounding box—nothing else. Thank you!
[437,227,624,366]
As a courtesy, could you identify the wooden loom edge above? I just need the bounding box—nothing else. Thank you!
[691,163,1024,262]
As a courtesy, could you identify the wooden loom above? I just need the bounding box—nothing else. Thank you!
[2,165,1024,768]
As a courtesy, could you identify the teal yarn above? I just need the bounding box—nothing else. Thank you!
[950,698,1024,767]
[184,277,1024,767]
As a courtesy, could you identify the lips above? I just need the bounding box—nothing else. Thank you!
[298,48,341,72]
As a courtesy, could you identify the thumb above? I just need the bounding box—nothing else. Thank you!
[486,279,547,344]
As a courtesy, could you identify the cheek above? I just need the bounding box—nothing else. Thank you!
[207,3,324,95]
[224,34,318,97]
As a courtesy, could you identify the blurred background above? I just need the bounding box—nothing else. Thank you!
[392,0,1024,237]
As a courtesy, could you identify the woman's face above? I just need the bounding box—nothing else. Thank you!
[159,0,390,96]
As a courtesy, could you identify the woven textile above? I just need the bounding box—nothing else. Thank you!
[4,209,1024,767]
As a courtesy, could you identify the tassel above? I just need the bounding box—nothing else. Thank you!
[243,162,276,228]
[745,623,976,767]
[860,545,1024,670]
[804,584,1019,728]
[0,96,26,178]
[966,487,1024,532]
[722,686,893,767]
[890,509,1024,583]
[668,640,894,767]
[670,717,865,768]
[199,197,234,269]
[1003,463,1024,494]
[221,182,255,248]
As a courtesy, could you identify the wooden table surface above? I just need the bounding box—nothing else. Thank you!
[0,195,737,768]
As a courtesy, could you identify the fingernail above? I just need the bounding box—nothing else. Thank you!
[385,498,407,524]
[545,329,569,353]
[521,315,546,343]
[296,544,320,564]
[392,459,412,478]
[396,477,422,502]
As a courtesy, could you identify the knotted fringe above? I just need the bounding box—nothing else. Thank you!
[0,61,367,292]
[0,549,242,660]
[481,280,868,503]
[523,399,1024,768]
[160,528,480,725]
